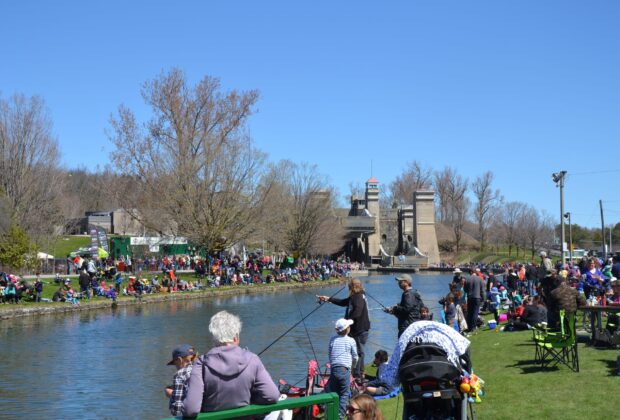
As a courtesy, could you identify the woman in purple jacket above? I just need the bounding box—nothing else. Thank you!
[182,311,280,417]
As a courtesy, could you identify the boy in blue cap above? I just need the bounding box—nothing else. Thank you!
[165,344,197,416]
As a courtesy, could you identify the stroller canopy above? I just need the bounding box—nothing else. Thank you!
[383,321,471,388]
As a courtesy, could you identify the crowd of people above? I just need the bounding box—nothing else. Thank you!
[0,254,360,306]
[439,252,620,336]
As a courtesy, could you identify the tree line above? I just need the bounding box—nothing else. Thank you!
[1,68,617,270]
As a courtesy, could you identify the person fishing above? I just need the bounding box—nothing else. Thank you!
[384,273,425,337]
[317,278,370,383]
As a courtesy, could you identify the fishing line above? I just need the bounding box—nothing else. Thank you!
[364,291,388,309]
[294,293,319,364]
[258,285,346,356]
[394,393,401,420]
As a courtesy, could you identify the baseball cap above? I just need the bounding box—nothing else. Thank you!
[395,273,412,282]
[167,344,196,365]
[335,318,354,333]
[539,251,547,257]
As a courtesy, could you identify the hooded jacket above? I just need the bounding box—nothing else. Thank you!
[182,345,279,416]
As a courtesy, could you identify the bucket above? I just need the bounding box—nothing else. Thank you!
[498,313,508,323]
[488,320,497,330]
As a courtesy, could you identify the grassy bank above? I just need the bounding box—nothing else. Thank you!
[373,324,618,419]
[0,274,347,319]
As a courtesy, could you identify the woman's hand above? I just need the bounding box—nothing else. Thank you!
[316,295,329,303]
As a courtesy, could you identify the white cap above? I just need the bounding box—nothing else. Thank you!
[335,318,354,332]
[539,251,547,257]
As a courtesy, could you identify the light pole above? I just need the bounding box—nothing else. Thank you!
[552,171,567,262]
[564,212,572,264]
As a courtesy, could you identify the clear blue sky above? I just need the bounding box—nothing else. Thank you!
[2,0,619,229]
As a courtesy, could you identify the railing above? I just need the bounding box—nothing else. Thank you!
[162,392,340,420]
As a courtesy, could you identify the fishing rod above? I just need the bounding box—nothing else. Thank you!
[364,290,389,310]
[258,285,346,356]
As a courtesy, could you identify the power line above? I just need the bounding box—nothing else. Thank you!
[567,169,620,176]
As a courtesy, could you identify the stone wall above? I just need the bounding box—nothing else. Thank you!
[380,209,399,255]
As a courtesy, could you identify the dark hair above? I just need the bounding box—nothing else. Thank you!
[374,350,388,363]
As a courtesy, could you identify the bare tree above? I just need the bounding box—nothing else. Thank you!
[108,68,269,253]
[347,181,364,200]
[445,172,469,254]
[387,160,433,206]
[433,167,454,223]
[0,94,64,241]
[267,161,344,256]
[519,205,543,259]
[472,171,501,251]
[500,201,523,257]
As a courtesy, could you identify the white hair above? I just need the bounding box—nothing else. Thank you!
[209,310,242,344]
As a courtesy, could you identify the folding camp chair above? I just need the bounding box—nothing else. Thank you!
[534,310,579,372]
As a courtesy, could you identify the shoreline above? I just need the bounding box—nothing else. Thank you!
[0,277,348,320]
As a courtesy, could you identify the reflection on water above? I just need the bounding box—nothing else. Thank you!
[0,273,452,419]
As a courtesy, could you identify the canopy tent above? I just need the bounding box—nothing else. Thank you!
[37,252,55,260]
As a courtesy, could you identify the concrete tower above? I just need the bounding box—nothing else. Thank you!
[365,177,381,258]
[413,190,440,265]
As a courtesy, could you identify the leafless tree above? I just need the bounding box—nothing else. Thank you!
[500,201,523,256]
[387,160,433,207]
[107,68,270,253]
[266,161,344,256]
[518,205,540,259]
[445,171,469,254]
[347,181,364,204]
[0,94,65,241]
[433,167,454,223]
[472,171,501,251]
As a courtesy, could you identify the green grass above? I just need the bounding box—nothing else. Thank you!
[455,248,543,266]
[39,235,91,258]
[373,322,618,419]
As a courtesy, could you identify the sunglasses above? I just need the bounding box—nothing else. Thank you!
[346,405,362,414]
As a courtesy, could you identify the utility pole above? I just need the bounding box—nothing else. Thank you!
[564,212,573,264]
[553,171,567,261]
[600,200,606,256]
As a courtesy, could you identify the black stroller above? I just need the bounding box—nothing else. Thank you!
[398,341,474,420]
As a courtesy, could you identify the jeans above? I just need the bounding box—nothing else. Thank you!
[351,331,368,380]
[326,366,350,419]
[467,298,481,331]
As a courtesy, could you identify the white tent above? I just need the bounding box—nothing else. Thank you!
[37,252,55,260]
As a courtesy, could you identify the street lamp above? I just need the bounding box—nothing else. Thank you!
[552,171,567,262]
[564,212,572,264]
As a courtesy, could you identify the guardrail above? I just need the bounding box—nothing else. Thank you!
[162,392,340,419]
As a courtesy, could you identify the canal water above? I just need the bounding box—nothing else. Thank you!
[0,272,452,419]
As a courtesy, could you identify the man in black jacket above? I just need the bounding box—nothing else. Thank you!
[78,269,91,299]
[384,273,424,337]
[464,270,486,333]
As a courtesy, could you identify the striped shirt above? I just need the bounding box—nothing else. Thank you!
[328,334,358,369]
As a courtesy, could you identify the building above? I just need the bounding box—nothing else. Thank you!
[341,177,440,267]
[66,208,146,236]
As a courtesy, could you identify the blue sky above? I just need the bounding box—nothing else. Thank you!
[1,1,619,228]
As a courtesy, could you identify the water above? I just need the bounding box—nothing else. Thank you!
[0,272,451,419]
